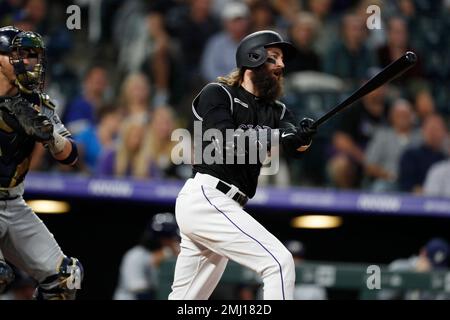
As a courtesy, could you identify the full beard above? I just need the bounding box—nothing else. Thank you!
[251,64,284,102]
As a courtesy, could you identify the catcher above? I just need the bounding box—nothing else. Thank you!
[0,26,83,299]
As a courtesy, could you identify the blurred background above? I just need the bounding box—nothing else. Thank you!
[1,0,450,300]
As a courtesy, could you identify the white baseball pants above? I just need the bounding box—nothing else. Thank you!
[169,173,295,300]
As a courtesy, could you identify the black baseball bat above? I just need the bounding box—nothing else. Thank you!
[312,51,417,129]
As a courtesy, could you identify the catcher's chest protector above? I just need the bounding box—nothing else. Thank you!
[0,96,36,188]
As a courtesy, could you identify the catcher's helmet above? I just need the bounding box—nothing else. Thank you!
[235,30,296,69]
[141,212,180,251]
[0,26,22,53]
[9,30,47,92]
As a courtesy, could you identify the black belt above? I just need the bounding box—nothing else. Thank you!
[215,180,248,207]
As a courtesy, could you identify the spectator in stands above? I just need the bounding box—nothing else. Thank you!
[138,106,187,179]
[200,1,250,82]
[377,17,424,86]
[112,0,151,73]
[19,0,48,35]
[397,0,416,19]
[0,267,37,300]
[285,12,321,73]
[398,114,448,194]
[75,105,122,174]
[365,99,421,192]
[424,158,450,198]
[270,0,301,24]
[248,0,277,33]
[114,213,180,300]
[113,1,173,106]
[304,0,335,57]
[234,282,260,300]
[381,0,417,39]
[14,0,75,97]
[64,64,110,137]
[11,17,35,33]
[328,68,388,189]
[423,136,450,198]
[286,240,327,300]
[323,13,378,84]
[96,116,148,178]
[167,0,219,84]
[413,88,436,126]
[0,0,24,26]
[379,238,450,300]
[97,106,183,180]
[118,72,152,122]
[143,9,173,106]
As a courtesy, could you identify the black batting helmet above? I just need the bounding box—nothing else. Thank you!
[235,30,296,68]
[141,213,180,251]
[0,26,22,54]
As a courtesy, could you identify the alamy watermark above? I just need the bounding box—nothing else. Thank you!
[66,5,81,30]
[65,4,383,31]
[171,121,280,175]
[366,5,382,30]
[366,265,381,290]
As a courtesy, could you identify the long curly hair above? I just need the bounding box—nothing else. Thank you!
[217,68,245,87]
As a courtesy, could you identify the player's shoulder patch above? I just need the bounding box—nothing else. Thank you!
[275,100,287,120]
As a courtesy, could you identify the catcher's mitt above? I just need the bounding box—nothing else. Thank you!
[1,97,53,142]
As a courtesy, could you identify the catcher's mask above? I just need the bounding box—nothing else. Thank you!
[9,31,46,93]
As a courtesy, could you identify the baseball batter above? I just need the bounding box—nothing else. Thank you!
[169,30,316,300]
[0,27,83,299]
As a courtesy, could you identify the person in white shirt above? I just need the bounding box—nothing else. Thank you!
[113,213,180,300]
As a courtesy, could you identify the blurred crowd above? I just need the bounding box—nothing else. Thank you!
[1,0,450,197]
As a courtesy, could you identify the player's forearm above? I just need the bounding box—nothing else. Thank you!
[47,132,78,165]
[333,132,365,163]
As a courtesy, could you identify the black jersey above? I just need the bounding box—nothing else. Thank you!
[0,92,71,188]
[192,82,301,198]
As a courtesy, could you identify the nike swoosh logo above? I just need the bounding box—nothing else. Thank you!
[281,132,295,138]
